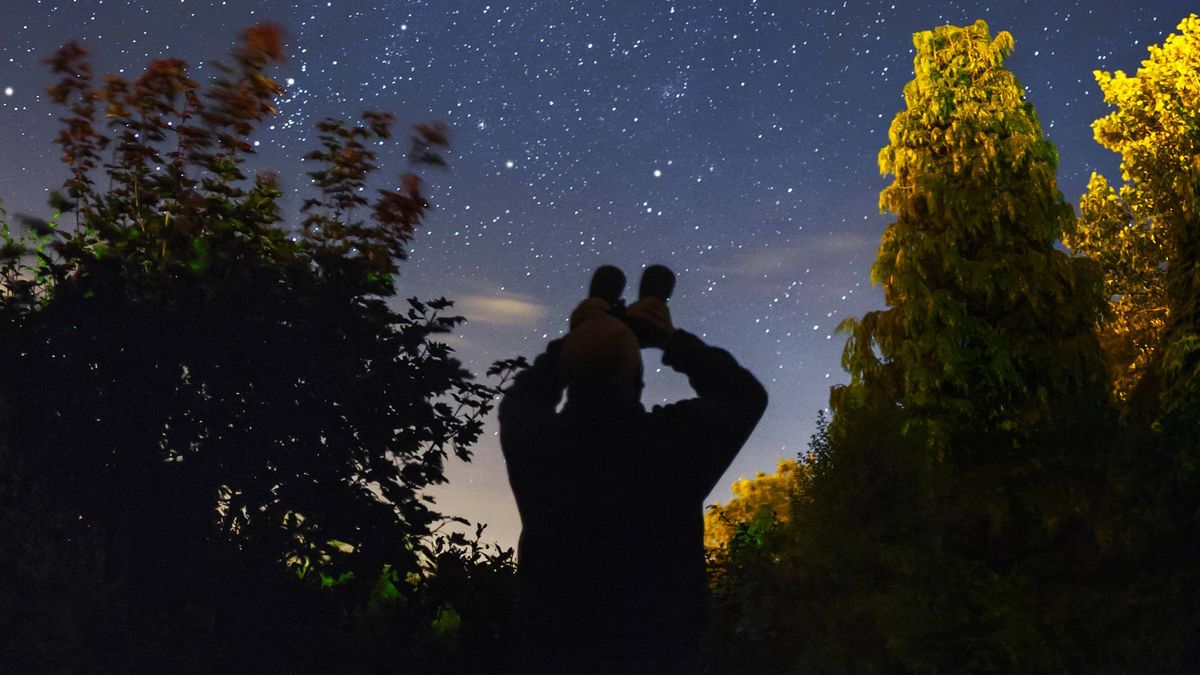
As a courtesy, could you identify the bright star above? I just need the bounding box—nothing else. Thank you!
[3,87,12,97]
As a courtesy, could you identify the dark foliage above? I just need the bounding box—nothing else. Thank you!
[0,25,518,671]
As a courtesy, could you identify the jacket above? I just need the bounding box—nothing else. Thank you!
[499,329,767,672]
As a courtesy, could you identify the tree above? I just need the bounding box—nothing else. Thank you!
[702,412,870,675]
[844,20,1108,437]
[1065,16,1200,410]
[1065,174,1168,402]
[1066,15,1200,668]
[818,20,1112,670]
[0,26,518,670]
[703,458,803,553]
[702,456,804,673]
[702,18,1199,673]
[1078,15,1200,422]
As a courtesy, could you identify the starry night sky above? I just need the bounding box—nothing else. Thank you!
[1,0,1194,548]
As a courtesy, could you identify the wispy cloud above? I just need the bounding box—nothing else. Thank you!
[704,232,878,278]
[457,294,547,326]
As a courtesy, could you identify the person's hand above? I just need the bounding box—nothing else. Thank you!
[625,297,676,349]
[569,297,613,330]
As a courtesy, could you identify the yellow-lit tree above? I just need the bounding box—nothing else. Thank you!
[1066,17,1200,669]
[1065,14,1200,408]
[1065,173,1168,401]
[704,18,1197,673]
[819,19,1112,671]
[703,459,803,553]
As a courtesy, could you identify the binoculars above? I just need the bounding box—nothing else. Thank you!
[587,264,676,343]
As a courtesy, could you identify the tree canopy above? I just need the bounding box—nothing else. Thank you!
[843,19,1108,442]
[704,458,802,553]
[711,20,1120,673]
[0,25,519,671]
[1062,15,1200,668]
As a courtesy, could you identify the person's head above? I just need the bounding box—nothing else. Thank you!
[561,312,643,405]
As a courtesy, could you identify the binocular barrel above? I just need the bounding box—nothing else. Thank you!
[638,264,676,302]
[588,265,626,305]
[588,264,675,304]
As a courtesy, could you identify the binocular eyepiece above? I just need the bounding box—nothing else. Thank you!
[588,264,676,307]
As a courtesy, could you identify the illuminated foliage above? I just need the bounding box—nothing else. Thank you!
[703,459,802,553]
[843,19,1112,666]
[705,18,1200,673]
[1064,16,1200,669]
[843,19,1108,442]
[1072,14,1200,426]
[1066,173,1168,401]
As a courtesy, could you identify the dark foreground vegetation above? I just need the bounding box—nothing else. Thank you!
[2,16,1198,673]
[0,25,521,672]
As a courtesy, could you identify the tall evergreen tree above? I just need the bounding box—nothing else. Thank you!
[824,19,1113,669]
[842,20,1107,439]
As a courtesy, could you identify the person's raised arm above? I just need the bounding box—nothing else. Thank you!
[498,337,565,458]
[627,298,768,496]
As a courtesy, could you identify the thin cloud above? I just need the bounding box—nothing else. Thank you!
[458,295,547,326]
[705,233,878,278]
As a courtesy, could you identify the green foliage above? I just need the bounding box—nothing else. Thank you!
[705,17,1200,673]
[708,21,1121,673]
[0,202,61,312]
[853,19,1107,443]
[1063,15,1200,669]
[310,524,519,674]
[0,25,520,671]
[1086,15,1200,430]
[1066,173,1168,401]
[6,14,1199,674]
[1064,15,1200,414]
[703,457,803,553]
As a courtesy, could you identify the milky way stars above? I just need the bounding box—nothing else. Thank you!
[0,0,1193,547]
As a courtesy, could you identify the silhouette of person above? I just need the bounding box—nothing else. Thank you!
[500,289,767,673]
